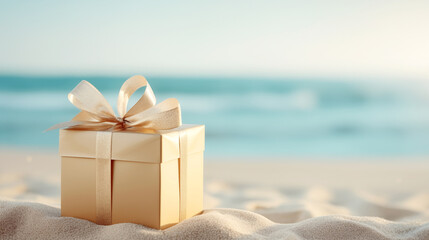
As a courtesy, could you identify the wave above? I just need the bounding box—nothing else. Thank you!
[1,84,427,113]
[2,76,429,156]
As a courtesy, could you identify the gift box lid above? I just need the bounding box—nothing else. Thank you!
[59,124,204,163]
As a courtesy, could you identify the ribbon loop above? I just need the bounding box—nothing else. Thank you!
[117,75,156,119]
[68,81,116,122]
[126,98,181,130]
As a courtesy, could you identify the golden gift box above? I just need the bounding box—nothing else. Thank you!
[50,76,205,229]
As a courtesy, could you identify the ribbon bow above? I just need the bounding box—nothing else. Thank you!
[47,75,181,131]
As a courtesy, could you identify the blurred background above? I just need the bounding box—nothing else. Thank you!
[1,0,429,159]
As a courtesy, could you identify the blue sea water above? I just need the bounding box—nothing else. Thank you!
[1,75,429,158]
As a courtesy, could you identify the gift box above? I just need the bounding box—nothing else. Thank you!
[49,76,205,229]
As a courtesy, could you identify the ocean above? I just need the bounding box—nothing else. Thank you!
[1,75,429,158]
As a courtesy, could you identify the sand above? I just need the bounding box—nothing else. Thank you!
[1,148,429,239]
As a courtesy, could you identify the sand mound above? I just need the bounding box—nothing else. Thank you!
[1,199,429,240]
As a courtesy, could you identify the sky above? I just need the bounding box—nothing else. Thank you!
[0,0,428,79]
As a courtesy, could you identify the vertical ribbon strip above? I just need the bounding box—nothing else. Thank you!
[95,131,188,224]
[178,131,188,221]
[95,131,113,225]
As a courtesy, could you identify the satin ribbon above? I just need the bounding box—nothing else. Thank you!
[47,75,182,132]
[95,131,113,225]
[179,131,189,222]
[49,76,183,225]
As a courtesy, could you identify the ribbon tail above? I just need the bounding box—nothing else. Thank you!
[44,121,89,132]
[45,121,115,132]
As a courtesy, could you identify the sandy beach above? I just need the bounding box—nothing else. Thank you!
[1,148,429,239]
[2,0,429,239]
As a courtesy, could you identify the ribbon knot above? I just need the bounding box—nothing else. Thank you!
[47,75,182,131]
[114,117,128,130]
